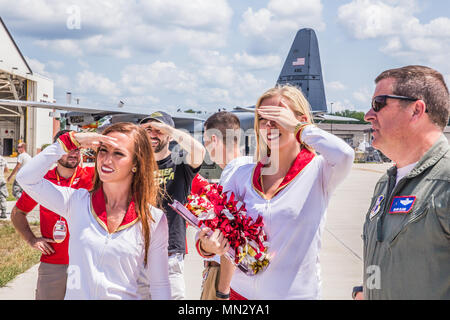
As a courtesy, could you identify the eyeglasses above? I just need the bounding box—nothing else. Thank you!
[371,95,419,112]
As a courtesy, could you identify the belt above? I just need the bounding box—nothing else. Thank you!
[204,260,220,268]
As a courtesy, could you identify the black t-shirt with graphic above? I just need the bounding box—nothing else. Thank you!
[157,154,200,254]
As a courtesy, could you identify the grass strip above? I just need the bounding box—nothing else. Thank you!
[0,220,41,287]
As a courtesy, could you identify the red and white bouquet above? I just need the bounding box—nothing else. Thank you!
[169,178,270,275]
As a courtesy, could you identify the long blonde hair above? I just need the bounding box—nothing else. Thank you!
[254,85,314,161]
[91,122,159,266]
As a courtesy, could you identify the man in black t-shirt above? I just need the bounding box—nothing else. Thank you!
[140,111,205,300]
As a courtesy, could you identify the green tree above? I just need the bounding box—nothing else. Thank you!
[325,110,368,123]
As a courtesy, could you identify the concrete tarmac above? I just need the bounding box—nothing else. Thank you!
[0,163,391,300]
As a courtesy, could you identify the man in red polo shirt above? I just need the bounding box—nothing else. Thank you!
[11,130,94,300]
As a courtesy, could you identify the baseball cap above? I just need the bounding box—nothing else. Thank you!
[139,111,175,127]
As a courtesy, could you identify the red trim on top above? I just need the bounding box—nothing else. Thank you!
[91,187,138,232]
[252,148,315,197]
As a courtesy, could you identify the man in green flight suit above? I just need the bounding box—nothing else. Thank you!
[353,65,449,300]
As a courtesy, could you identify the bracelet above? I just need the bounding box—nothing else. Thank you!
[294,122,310,143]
[196,239,215,258]
[216,290,230,299]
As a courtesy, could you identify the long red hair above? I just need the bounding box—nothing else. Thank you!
[91,122,159,266]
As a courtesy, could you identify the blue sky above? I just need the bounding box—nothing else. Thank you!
[2,0,450,114]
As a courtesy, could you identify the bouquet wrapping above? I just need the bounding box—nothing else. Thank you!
[169,179,270,275]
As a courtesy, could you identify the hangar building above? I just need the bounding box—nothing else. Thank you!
[0,17,55,157]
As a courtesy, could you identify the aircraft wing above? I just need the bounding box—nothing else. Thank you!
[0,98,207,129]
[314,113,360,122]
[232,106,360,123]
[0,98,146,115]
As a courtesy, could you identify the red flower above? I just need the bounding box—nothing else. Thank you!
[191,174,210,195]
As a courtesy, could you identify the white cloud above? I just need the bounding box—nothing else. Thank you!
[233,52,281,70]
[352,87,372,106]
[50,56,267,110]
[326,81,346,91]
[2,0,233,57]
[47,61,64,70]
[76,70,120,96]
[26,57,71,89]
[77,59,90,69]
[120,61,198,95]
[35,39,83,57]
[189,49,231,66]
[337,0,450,75]
[337,0,414,39]
[239,0,325,43]
[240,8,273,40]
[117,60,267,108]
[139,0,232,32]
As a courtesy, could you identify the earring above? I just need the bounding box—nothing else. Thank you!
[132,167,137,173]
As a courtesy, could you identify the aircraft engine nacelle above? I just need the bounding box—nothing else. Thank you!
[66,113,95,126]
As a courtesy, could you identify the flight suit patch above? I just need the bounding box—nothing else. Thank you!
[369,195,384,220]
[389,196,416,214]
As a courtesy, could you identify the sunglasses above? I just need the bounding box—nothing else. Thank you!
[371,95,419,112]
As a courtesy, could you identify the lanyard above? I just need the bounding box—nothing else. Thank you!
[55,167,78,188]
[55,167,79,223]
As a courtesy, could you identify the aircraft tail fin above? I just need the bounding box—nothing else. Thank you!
[276,28,327,112]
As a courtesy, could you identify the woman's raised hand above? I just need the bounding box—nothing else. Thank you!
[257,100,300,132]
[73,132,119,149]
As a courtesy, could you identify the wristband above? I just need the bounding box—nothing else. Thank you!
[216,290,230,299]
[294,122,310,143]
[195,239,215,258]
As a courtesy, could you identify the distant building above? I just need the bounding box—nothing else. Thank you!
[317,123,372,148]
[0,17,55,157]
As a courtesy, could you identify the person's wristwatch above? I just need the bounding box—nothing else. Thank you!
[216,290,230,299]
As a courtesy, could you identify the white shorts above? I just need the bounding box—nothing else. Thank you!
[168,253,185,300]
